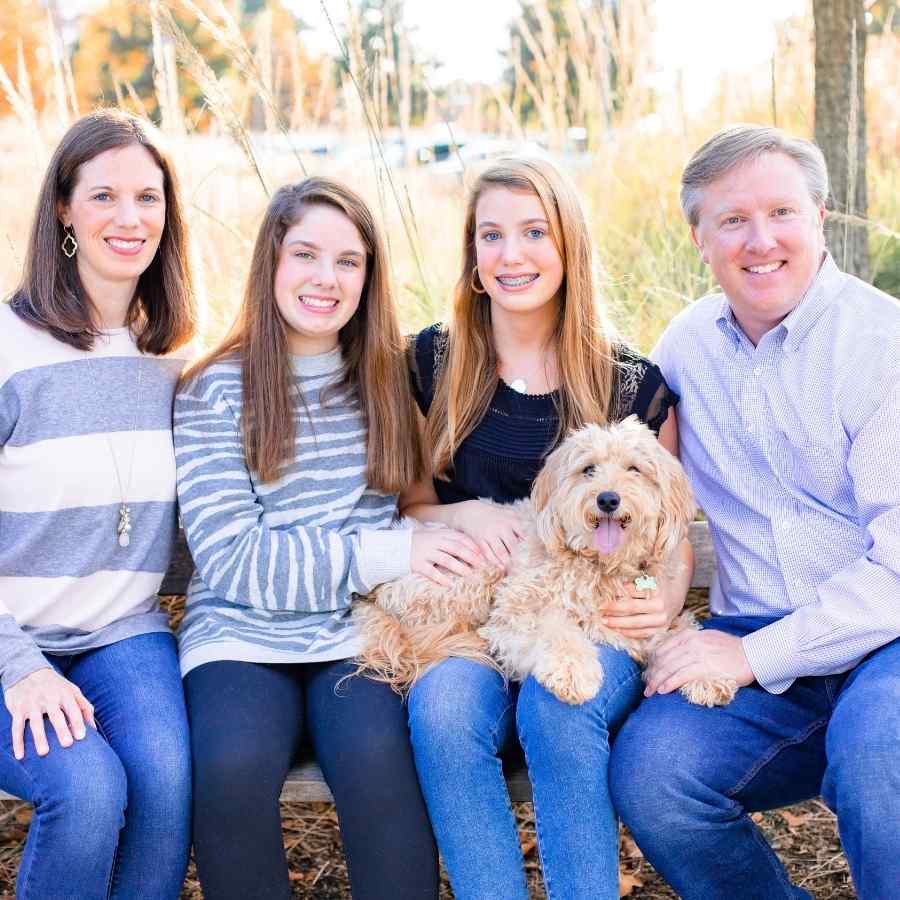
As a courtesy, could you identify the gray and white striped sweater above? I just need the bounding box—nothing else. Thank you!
[173,349,411,676]
[0,302,187,690]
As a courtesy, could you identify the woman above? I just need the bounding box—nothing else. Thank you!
[174,178,470,900]
[402,156,693,899]
[0,110,195,899]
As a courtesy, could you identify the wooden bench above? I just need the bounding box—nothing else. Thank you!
[1,523,715,804]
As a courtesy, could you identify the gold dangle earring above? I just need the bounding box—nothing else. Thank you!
[470,265,487,295]
[61,225,78,259]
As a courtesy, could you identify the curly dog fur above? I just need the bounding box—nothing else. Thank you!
[356,416,737,707]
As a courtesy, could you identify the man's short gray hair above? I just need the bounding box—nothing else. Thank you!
[680,124,829,227]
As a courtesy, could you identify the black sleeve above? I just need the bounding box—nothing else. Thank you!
[612,346,679,436]
[406,323,444,417]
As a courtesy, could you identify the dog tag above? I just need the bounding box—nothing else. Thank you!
[634,574,657,591]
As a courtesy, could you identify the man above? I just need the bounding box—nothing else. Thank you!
[609,125,900,899]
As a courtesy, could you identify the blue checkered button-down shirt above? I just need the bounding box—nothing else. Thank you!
[654,254,900,693]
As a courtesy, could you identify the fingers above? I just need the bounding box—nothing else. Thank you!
[479,539,506,569]
[610,590,663,616]
[603,613,668,636]
[28,714,50,758]
[432,549,479,580]
[10,714,25,761]
[420,563,454,587]
[74,688,96,731]
[60,692,89,741]
[47,707,74,749]
[644,658,700,697]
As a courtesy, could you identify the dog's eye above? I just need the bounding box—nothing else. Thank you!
[582,464,596,477]
[628,465,641,475]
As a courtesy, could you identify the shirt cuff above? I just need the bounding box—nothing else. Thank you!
[741,620,798,695]
[357,527,413,591]
[0,616,53,691]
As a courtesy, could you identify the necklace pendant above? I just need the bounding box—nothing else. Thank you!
[509,378,528,394]
[117,504,132,549]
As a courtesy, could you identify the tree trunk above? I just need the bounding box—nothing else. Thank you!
[813,0,870,280]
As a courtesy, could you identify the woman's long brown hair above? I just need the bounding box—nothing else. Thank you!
[9,108,195,354]
[186,178,423,491]
[428,156,616,478]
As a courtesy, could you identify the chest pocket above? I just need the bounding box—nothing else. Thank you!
[769,433,854,515]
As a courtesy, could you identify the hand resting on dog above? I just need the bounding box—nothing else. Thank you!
[604,570,691,640]
[446,500,529,570]
[410,527,488,587]
[643,628,755,698]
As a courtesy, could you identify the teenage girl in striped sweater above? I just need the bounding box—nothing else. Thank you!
[174,178,480,900]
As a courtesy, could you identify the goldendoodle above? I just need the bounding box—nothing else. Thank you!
[356,416,737,707]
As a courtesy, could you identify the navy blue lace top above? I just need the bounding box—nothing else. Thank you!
[409,324,678,505]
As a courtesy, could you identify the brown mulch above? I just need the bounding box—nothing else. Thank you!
[0,799,855,898]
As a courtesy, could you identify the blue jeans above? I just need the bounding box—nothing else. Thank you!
[0,632,192,900]
[408,647,643,900]
[610,615,900,900]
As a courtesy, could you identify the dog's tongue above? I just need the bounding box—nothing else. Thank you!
[594,518,625,554]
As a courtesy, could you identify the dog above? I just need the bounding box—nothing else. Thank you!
[356,416,737,707]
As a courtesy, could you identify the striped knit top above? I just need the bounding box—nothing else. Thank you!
[0,302,189,690]
[173,349,412,676]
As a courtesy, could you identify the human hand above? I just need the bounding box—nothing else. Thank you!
[642,629,755,698]
[449,500,528,569]
[4,667,96,760]
[411,527,488,587]
[602,578,687,640]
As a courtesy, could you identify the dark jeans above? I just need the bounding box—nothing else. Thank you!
[610,615,900,900]
[185,658,439,900]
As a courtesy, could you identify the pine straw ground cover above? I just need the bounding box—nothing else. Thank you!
[0,797,855,898]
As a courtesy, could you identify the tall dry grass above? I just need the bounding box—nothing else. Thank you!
[0,0,897,355]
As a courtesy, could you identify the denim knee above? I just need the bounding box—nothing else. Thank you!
[609,698,712,832]
[32,736,128,844]
[824,672,900,817]
[517,651,641,756]
[407,658,513,762]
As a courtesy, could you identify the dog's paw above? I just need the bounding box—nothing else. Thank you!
[680,678,738,707]
[534,655,603,705]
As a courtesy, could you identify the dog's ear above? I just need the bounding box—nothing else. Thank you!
[531,443,568,553]
[651,451,696,562]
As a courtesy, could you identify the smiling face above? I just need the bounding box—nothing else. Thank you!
[274,203,368,356]
[58,143,166,312]
[474,187,565,322]
[691,152,826,345]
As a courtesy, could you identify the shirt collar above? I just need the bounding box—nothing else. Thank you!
[714,252,846,352]
[780,253,846,350]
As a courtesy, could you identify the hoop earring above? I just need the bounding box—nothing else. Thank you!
[470,265,487,295]
[61,226,78,259]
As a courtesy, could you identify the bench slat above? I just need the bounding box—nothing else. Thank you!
[1,762,533,804]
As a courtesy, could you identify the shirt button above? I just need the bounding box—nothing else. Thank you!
[746,424,755,434]
[794,577,803,588]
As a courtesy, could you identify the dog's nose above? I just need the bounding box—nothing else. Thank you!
[596,491,620,514]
